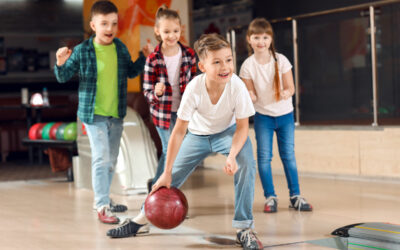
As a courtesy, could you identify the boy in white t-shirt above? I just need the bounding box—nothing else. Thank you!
[107,33,263,250]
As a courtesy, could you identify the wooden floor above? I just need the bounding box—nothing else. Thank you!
[1,167,400,249]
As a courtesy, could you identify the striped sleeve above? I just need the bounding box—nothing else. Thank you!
[143,54,160,105]
[189,49,197,81]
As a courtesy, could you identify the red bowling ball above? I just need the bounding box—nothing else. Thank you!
[49,122,63,140]
[144,187,188,229]
[36,123,47,139]
[28,123,42,140]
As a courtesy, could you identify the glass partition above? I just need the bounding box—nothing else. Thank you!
[376,3,400,125]
[267,1,400,126]
[295,11,373,125]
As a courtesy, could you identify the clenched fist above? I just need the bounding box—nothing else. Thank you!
[155,82,166,97]
[249,90,258,103]
[280,89,291,100]
[142,42,154,58]
[56,47,72,66]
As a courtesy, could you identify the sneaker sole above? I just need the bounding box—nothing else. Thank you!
[108,227,150,238]
[100,220,120,224]
[289,205,313,211]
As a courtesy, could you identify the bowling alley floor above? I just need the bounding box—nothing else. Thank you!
[1,167,400,250]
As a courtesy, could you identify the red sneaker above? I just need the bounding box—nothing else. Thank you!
[263,197,278,213]
[98,206,120,224]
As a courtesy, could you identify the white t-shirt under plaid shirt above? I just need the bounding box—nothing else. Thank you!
[164,46,182,112]
[178,73,255,135]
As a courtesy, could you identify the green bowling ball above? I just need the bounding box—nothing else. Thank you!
[63,122,77,141]
[56,123,68,140]
[41,122,55,140]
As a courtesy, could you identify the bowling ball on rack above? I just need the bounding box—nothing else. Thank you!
[28,123,42,140]
[41,122,55,140]
[56,123,68,140]
[144,187,188,229]
[63,122,77,141]
[36,123,47,140]
[49,122,63,140]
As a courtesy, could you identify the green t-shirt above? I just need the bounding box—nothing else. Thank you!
[93,41,119,118]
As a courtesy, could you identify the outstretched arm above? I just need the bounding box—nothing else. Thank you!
[151,118,189,193]
[224,117,249,176]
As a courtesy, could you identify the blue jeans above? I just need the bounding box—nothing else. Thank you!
[84,115,123,208]
[153,112,177,184]
[254,112,300,198]
[170,125,256,229]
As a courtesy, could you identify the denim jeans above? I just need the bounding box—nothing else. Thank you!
[170,124,256,229]
[153,112,177,184]
[84,115,123,208]
[254,112,300,198]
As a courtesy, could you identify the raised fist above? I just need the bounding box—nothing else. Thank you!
[56,47,72,66]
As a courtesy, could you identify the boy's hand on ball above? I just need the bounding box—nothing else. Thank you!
[150,172,172,195]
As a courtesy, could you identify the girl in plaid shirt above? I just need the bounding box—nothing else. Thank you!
[143,6,197,187]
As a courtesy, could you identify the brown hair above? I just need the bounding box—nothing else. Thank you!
[154,5,181,42]
[194,33,231,60]
[247,18,281,101]
[91,0,118,18]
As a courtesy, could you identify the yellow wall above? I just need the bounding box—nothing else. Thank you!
[83,0,189,92]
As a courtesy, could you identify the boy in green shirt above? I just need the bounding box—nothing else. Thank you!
[54,0,153,224]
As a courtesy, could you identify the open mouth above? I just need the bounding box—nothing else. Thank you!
[218,73,230,78]
[105,34,113,38]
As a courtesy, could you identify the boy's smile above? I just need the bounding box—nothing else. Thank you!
[90,13,118,45]
[198,47,234,86]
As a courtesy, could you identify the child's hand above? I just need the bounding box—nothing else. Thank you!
[155,82,166,97]
[249,90,257,103]
[142,41,154,57]
[280,90,291,100]
[150,172,172,195]
[56,47,72,66]
[223,156,238,176]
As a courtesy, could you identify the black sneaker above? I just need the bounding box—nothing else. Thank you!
[289,195,313,211]
[236,229,263,250]
[107,219,150,238]
[263,196,278,213]
[110,199,128,213]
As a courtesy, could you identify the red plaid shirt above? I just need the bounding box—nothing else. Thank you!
[143,42,197,129]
